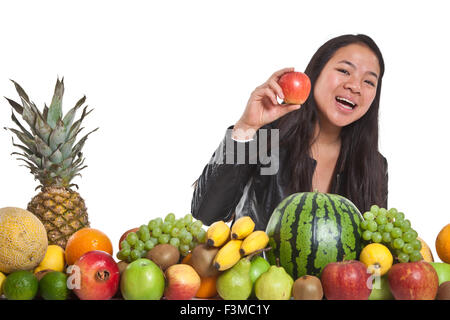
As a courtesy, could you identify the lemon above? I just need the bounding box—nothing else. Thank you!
[34,245,65,274]
[0,271,6,296]
[359,243,393,276]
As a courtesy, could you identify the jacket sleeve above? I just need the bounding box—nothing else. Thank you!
[381,155,388,208]
[191,126,258,226]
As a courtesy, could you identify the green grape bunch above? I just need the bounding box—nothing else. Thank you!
[360,205,423,263]
[116,213,206,263]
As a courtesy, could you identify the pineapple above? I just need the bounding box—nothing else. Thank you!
[5,78,98,248]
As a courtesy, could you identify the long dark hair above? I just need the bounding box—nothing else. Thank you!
[274,34,386,212]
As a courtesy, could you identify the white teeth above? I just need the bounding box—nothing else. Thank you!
[340,104,353,110]
[336,96,356,107]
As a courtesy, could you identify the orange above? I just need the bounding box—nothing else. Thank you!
[181,253,192,264]
[436,224,450,263]
[195,275,218,299]
[181,252,218,299]
[65,228,113,266]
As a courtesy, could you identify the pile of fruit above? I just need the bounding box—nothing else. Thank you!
[1,194,450,301]
[0,81,449,300]
[116,213,206,262]
[2,77,450,302]
[0,208,273,300]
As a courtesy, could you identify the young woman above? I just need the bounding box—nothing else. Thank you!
[191,34,388,230]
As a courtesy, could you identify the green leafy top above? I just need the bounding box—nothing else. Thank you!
[4,78,98,189]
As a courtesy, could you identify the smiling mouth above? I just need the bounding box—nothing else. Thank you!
[335,96,357,110]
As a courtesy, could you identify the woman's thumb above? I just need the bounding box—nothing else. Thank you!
[284,104,301,114]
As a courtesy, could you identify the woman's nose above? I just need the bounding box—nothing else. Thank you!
[344,77,361,94]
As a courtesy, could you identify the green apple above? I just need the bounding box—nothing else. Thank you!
[429,262,450,285]
[249,256,270,283]
[369,274,394,300]
[120,258,165,300]
[249,256,270,298]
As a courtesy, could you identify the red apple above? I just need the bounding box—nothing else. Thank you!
[388,261,439,300]
[67,250,120,300]
[321,260,372,300]
[119,227,139,249]
[278,71,311,105]
[164,264,201,300]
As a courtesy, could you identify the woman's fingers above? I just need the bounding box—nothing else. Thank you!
[242,68,299,128]
[262,87,278,105]
[270,67,295,81]
[276,103,301,118]
[266,67,295,100]
[287,104,302,112]
[252,85,279,105]
[268,79,285,100]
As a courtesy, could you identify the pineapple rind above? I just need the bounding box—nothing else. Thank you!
[28,186,90,248]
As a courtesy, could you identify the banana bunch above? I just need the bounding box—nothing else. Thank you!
[206,216,269,271]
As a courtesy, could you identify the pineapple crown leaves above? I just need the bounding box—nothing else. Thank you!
[4,77,99,188]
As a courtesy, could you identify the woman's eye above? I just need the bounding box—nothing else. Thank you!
[337,68,349,75]
[365,80,376,87]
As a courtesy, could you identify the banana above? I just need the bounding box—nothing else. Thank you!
[206,221,230,247]
[231,216,255,239]
[239,230,269,256]
[213,239,243,271]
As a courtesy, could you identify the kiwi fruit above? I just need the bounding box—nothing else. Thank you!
[146,244,180,271]
[190,243,220,277]
[292,275,324,300]
[436,281,450,300]
[34,269,54,281]
[117,261,129,275]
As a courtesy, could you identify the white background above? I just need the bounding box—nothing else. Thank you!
[0,0,448,262]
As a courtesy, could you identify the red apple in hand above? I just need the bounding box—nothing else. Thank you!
[278,71,311,105]
[164,264,201,300]
[388,261,439,300]
[68,250,120,300]
[321,260,372,300]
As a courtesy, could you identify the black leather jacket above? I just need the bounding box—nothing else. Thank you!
[191,125,388,231]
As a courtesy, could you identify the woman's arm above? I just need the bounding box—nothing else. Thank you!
[192,68,303,225]
[191,126,258,225]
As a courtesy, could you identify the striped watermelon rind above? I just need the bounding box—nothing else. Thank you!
[265,192,363,279]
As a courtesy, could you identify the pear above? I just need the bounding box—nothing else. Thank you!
[216,257,252,300]
[255,265,293,300]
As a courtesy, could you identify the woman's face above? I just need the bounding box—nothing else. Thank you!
[313,43,380,128]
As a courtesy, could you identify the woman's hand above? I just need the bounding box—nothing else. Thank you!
[233,68,302,139]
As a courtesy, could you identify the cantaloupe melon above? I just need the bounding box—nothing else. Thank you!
[0,207,48,273]
[418,236,434,262]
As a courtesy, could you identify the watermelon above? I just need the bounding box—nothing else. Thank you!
[265,192,363,279]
